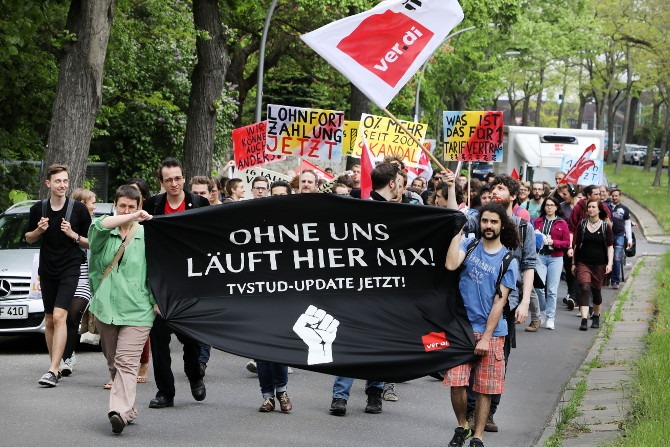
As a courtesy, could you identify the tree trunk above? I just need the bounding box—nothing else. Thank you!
[183,0,230,181]
[653,103,669,188]
[627,96,638,143]
[614,46,633,175]
[521,95,531,126]
[534,67,545,127]
[41,0,115,198]
[346,84,370,169]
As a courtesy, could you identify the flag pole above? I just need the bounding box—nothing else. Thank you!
[382,108,450,173]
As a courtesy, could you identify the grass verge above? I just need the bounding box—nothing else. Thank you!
[604,165,670,232]
[613,251,670,446]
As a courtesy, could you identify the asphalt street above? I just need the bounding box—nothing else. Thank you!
[0,227,664,447]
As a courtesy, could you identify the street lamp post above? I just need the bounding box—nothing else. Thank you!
[413,24,501,122]
[255,0,279,123]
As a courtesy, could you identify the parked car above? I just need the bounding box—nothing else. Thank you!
[0,200,112,335]
[639,150,660,167]
[622,144,647,164]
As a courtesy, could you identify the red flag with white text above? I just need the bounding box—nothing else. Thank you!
[301,0,464,108]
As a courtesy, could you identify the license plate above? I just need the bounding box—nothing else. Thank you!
[0,305,28,319]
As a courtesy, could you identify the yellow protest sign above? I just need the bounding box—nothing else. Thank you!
[352,114,427,167]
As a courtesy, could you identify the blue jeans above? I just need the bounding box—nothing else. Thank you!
[611,234,625,284]
[256,360,288,398]
[332,376,383,400]
[535,254,563,320]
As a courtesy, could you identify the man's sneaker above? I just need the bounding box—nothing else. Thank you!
[579,318,588,331]
[448,427,472,447]
[591,315,600,329]
[525,320,541,332]
[562,294,569,305]
[612,283,619,290]
[259,397,275,412]
[245,360,257,374]
[277,391,293,412]
[61,353,76,377]
[38,371,59,387]
[546,318,555,330]
[566,297,575,310]
[329,398,347,416]
[484,413,499,432]
[364,388,383,414]
[469,437,485,447]
[382,383,398,402]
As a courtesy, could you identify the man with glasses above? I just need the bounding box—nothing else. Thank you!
[421,171,444,204]
[143,158,210,409]
[251,176,270,199]
[520,182,545,221]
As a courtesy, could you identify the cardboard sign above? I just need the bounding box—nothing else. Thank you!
[265,105,345,162]
[232,121,284,171]
[443,111,503,162]
[341,121,359,156]
[560,155,603,186]
[352,114,427,167]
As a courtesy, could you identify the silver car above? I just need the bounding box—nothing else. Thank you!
[0,200,112,334]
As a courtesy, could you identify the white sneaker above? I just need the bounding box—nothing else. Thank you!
[546,319,555,330]
[61,352,76,377]
[540,311,547,325]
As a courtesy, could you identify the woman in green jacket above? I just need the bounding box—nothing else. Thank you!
[88,185,159,434]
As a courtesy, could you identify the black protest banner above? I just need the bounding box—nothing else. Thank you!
[143,194,475,382]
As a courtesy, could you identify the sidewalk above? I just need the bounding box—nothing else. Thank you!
[623,193,670,244]
[538,255,658,446]
[538,195,668,446]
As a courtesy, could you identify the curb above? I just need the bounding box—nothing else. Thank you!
[537,255,654,446]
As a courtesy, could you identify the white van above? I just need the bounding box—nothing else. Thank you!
[497,126,606,184]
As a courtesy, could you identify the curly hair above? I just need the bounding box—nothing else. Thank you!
[490,174,520,200]
[478,202,520,250]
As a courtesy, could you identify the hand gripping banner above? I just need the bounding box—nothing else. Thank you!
[143,194,476,382]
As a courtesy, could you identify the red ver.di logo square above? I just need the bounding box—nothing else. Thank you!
[422,331,450,352]
[336,10,434,87]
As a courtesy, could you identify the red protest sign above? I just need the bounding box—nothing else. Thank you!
[232,121,284,171]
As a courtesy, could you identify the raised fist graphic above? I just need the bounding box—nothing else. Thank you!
[293,305,339,365]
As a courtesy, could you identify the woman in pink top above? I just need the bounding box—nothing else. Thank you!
[533,196,571,329]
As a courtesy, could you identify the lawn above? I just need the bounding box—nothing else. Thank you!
[614,251,670,447]
[604,164,670,232]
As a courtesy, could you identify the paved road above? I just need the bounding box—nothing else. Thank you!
[0,227,662,447]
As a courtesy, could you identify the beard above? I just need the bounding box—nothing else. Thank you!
[482,227,501,241]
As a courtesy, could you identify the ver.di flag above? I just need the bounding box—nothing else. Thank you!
[143,194,475,382]
[301,0,464,108]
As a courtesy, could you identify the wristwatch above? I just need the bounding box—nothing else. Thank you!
[74,234,81,244]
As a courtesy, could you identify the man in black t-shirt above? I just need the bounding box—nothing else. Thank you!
[608,189,633,289]
[25,164,92,387]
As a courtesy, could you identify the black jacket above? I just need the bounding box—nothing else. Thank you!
[143,192,210,215]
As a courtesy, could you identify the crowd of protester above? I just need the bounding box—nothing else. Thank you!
[26,159,633,445]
